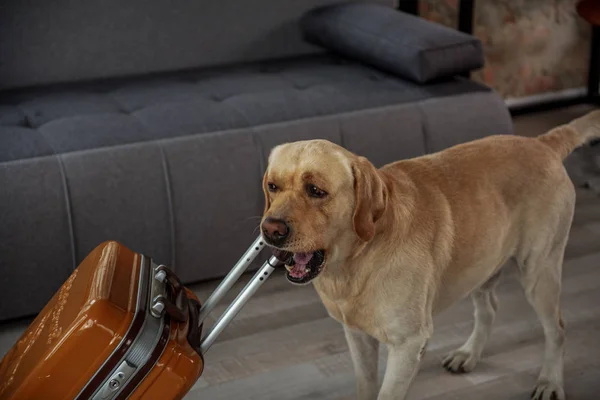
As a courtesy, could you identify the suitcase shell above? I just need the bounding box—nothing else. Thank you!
[0,241,204,400]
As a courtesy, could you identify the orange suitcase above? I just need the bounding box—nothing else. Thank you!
[0,236,284,400]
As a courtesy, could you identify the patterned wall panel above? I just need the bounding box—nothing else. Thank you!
[419,0,591,101]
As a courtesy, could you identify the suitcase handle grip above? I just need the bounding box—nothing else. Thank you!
[154,265,189,323]
[186,297,203,355]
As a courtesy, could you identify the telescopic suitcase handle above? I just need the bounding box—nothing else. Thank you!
[198,235,285,354]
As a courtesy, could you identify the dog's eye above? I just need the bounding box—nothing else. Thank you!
[307,184,327,198]
[267,183,278,193]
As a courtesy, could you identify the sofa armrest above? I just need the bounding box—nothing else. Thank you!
[300,2,484,83]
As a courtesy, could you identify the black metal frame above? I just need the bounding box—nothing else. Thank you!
[397,0,599,114]
[458,0,474,78]
[588,26,600,101]
[397,0,418,16]
[458,0,474,35]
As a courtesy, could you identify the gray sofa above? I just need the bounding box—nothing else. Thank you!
[0,0,513,321]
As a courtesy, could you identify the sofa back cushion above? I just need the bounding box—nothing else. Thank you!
[0,0,394,90]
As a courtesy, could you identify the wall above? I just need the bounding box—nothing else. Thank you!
[420,0,591,101]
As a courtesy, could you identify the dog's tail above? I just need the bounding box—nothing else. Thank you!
[537,109,600,160]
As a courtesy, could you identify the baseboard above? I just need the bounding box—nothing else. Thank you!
[506,87,594,115]
[506,87,587,108]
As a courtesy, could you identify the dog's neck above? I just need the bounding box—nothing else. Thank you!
[375,168,417,241]
[315,168,418,300]
[350,167,418,258]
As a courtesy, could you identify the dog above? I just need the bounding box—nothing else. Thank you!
[260,110,600,400]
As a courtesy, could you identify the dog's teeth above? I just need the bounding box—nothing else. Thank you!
[305,267,311,272]
[285,265,293,272]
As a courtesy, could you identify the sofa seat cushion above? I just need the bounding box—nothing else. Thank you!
[0,54,491,162]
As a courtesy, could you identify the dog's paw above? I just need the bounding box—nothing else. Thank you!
[442,349,479,374]
[531,380,565,400]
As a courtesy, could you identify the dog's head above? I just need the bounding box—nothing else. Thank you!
[260,139,388,284]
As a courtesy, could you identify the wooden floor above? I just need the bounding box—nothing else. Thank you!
[1,106,599,399]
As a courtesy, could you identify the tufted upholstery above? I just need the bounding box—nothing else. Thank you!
[0,55,494,161]
[0,55,513,321]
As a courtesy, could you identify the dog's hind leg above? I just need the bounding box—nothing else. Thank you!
[519,244,568,400]
[442,271,502,373]
[518,194,572,400]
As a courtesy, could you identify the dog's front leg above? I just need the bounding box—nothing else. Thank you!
[377,334,428,400]
[344,326,380,400]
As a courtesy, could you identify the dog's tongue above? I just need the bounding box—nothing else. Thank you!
[293,252,313,265]
[289,264,307,278]
[289,253,313,279]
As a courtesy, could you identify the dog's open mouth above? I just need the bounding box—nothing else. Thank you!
[272,249,326,284]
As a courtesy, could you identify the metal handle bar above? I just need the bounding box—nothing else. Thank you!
[197,235,288,354]
[199,255,282,354]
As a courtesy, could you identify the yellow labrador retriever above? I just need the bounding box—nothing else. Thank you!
[260,110,600,400]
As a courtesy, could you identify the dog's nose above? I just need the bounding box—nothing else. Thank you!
[262,217,290,245]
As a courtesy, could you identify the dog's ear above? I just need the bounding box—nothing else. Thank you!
[262,170,271,215]
[352,156,388,242]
